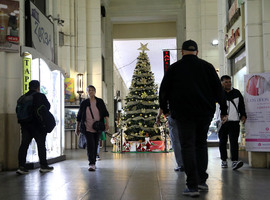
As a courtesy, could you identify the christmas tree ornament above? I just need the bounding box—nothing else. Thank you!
[141,92,147,98]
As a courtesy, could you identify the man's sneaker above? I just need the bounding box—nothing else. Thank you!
[96,155,101,161]
[221,161,228,168]
[16,166,29,175]
[232,161,243,170]
[40,165,54,173]
[182,188,200,197]
[88,164,96,171]
[198,183,209,191]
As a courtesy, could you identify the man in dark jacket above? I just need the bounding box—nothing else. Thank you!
[219,75,247,170]
[159,40,228,197]
[16,80,54,175]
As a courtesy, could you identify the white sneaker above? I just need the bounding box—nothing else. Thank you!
[88,165,96,171]
[96,155,101,161]
[221,161,228,168]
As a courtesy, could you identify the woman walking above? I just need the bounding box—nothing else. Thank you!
[76,85,109,171]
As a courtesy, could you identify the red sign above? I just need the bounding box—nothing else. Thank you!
[6,36,19,43]
[163,51,170,73]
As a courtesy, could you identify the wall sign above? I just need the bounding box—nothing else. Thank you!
[244,72,270,152]
[25,0,54,62]
[23,57,31,94]
[163,51,170,73]
[224,27,240,53]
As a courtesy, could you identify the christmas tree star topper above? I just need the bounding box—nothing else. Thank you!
[137,43,149,53]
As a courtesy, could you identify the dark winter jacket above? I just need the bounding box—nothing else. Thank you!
[159,54,227,120]
[224,88,247,121]
[77,97,109,133]
[22,90,51,125]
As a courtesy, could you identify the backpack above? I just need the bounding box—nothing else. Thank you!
[36,105,56,133]
[16,92,36,123]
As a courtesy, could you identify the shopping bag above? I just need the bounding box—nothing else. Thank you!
[100,131,106,141]
[78,133,87,149]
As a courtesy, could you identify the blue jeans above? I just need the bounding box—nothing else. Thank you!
[176,117,212,190]
[168,116,183,167]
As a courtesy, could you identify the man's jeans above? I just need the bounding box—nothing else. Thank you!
[168,116,183,167]
[176,117,212,190]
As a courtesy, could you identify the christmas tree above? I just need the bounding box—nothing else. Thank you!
[123,43,161,141]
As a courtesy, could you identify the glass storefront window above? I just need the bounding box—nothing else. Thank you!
[26,57,64,163]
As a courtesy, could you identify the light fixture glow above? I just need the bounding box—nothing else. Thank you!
[77,73,84,94]
[211,39,219,46]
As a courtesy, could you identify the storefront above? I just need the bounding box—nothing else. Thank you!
[20,0,65,167]
[224,0,248,161]
[20,47,66,167]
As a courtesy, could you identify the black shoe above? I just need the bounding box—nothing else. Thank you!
[182,188,200,197]
[16,166,29,175]
[40,165,54,173]
[232,161,243,170]
[180,166,185,172]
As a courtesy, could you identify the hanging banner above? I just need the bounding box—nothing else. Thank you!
[0,0,20,52]
[163,51,170,73]
[244,72,270,152]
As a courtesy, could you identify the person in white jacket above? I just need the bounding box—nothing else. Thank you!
[218,75,247,170]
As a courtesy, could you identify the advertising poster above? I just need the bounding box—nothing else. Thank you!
[0,0,19,52]
[244,72,270,152]
[65,78,75,103]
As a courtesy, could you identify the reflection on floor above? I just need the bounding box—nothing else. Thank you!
[0,147,270,200]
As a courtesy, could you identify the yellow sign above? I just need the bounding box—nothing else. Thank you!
[23,57,31,94]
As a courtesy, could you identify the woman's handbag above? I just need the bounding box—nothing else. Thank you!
[88,104,106,132]
[78,133,87,149]
[93,121,105,132]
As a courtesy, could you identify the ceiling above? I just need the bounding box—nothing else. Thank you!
[108,0,184,88]
[113,39,178,88]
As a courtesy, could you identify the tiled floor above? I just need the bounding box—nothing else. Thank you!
[0,147,270,200]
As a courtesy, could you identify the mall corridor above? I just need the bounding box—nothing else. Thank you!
[0,147,270,200]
